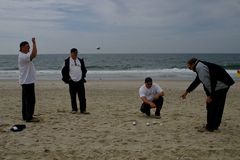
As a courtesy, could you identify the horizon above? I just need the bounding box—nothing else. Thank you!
[1,52,240,56]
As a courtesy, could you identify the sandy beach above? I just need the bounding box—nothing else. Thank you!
[0,80,240,160]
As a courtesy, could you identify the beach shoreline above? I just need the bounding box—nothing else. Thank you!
[0,69,239,81]
[1,80,240,159]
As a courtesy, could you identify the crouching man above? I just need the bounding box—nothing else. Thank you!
[139,77,164,118]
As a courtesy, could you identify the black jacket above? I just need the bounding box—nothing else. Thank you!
[186,60,234,96]
[61,57,87,84]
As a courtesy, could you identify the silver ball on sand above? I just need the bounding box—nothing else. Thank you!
[132,121,136,125]
[146,122,150,126]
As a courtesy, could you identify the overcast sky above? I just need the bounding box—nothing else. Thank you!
[0,0,240,54]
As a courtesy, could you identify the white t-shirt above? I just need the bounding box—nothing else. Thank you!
[139,83,163,101]
[69,58,82,82]
[18,52,36,85]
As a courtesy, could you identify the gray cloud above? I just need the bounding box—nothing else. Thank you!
[0,0,240,54]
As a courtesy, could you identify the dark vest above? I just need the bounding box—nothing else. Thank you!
[61,57,87,84]
[187,60,235,96]
[201,61,235,88]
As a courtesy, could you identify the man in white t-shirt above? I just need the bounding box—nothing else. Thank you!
[18,37,39,122]
[139,77,164,118]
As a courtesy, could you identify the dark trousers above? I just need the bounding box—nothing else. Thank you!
[69,80,86,113]
[140,96,164,116]
[206,88,229,130]
[21,83,35,121]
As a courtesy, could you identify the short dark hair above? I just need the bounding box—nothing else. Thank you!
[71,48,78,53]
[187,58,198,65]
[19,41,29,48]
[145,77,152,83]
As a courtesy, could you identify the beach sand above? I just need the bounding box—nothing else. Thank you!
[0,80,240,160]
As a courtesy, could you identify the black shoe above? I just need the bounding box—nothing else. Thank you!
[197,125,214,132]
[145,109,150,116]
[81,111,90,114]
[155,114,161,119]
[213,126,219,130]
[71,111,77,114]
[140,105,146,113]
[205,124,215,132]
[26,117,40,123]
[140,104,150,116]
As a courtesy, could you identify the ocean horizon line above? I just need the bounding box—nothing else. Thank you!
[1,52,240,55]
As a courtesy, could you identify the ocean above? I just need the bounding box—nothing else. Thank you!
[0,53,239,81]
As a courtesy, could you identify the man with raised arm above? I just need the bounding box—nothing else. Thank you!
[18,37,39,122]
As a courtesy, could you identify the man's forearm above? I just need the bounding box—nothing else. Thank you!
[30,38,37,60]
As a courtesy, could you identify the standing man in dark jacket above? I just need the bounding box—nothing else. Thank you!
[181,58,234,132]
[61,48,89,114]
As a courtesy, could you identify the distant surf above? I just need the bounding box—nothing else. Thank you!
[0,53,239,80]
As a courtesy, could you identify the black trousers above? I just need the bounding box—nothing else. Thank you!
[21,83,35,121]
[69,80,86,112]
[140,96,164,116]
[206,88,229,130]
